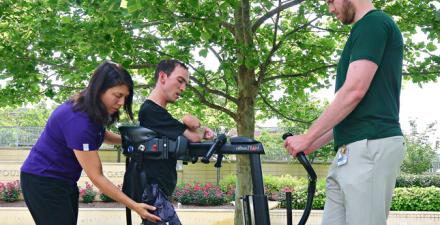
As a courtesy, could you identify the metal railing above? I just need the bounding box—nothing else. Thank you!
[0,126,43,147]
[428,160,440,174]
[0,126,437,173]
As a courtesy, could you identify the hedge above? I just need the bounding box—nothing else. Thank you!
[278,186,440,211]
[391,187,440,211]
[395,174,440,188]
[217,174,440,211]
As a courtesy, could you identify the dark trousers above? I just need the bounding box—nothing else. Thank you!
[20,172,79,225]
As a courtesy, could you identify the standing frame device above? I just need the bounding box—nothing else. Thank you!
[119,126,316,225]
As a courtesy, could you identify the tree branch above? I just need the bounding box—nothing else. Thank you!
[258,93,313,124]
[252,0,305,32]
[258,18,318,84]
[188,85,237,120]
[189,76,239,104]
[272,0,282,49]
[403,71,440,76]
[220,21,235,34]
[127,63,156,69]
[167,11,235,34]
[39,81,80,90]
[135,84,154,89]
[125,21,163,29]
[214,1,236,34]
[209,47,223,63]
[263,64,337,82]
[310,24,348,33]
[18,57,78,72]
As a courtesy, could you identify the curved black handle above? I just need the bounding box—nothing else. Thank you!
[201,134,227,163]
[283,133,317,225]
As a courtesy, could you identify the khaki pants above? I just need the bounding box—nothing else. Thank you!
[321,136,405,225]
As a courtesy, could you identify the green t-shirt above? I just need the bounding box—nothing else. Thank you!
[333,10,404,149]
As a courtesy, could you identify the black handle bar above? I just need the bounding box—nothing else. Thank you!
[282,133,317,225]
[201,134,227,163]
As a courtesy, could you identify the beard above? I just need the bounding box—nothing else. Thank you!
[340,0,356,24]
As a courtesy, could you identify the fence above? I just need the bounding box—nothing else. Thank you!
[0,126,43,147]
[0,126,293,161]
[0,126,438,173]
[0,126,115,149]
[428,160,440,174]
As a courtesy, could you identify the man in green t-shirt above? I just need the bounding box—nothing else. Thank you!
[284,0,405,224]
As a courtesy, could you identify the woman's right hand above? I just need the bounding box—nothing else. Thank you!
[133,202,162,223]
[73,150,163,223]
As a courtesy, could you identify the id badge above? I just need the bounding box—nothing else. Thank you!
[337,145,348,167]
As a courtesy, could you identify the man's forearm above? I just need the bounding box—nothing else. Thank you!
[182,114,201,131]
[306,60,377,144]
[306,130,333,154]
[183,129,203,142]
[306,87,363,142]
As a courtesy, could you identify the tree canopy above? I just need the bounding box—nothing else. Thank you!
[1,0,438,115]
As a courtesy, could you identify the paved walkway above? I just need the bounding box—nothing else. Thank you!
[1,207,439,225]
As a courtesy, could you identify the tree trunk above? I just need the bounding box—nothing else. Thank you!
[234,64,258,224]
[233,1,258,224]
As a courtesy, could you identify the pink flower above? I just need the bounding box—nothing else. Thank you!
[282,186,294,193]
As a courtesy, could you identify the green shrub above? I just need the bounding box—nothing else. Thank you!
[219,174,236,201]
[395,174,440,188]
[219,174,236,192]
[0,180,21,202]
[99,184,121,202]
[264,174,306,199]
[174,183,225,206]
[185,174,440,211]
[79,182,97,203]
[278,186,440,211]
[220,174,326,201]
[279,186,326,210]
[391,187,440,211]
[99,193,115,202]
[401,121,438,174]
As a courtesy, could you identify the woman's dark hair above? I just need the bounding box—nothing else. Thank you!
[72,61,134,126]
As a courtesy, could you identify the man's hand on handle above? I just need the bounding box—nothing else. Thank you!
[283,134,313,157]
[202,127,215,140]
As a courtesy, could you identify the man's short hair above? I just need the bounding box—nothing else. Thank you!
[154,59,188,85]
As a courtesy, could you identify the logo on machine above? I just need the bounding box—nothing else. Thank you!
[235,145,259,152]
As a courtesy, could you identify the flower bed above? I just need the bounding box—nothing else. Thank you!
[79,182,97,203]
[174,183,226,206]
[0,181,21,202]
[1,173,440,211]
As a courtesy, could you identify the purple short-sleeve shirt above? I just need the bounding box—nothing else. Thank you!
[21,101,105,185]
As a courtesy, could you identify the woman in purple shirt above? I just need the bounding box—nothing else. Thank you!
[21,61,161,225]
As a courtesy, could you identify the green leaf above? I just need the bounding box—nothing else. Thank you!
[127,0,142,14]
[198,49,208,57]
[426,42,437,52]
